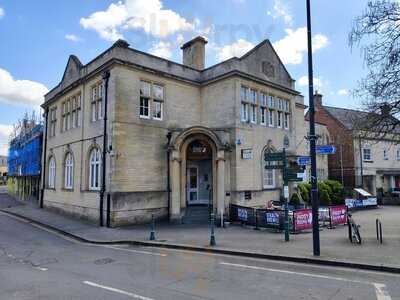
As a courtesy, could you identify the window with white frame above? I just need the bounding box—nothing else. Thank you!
[383,149,389,160]
[139,81,151,119]
[284,113,290,130]
[62,100,71,132]
[277,111,282,128]
[64,153,73,189]
[71,94,81,128]
[363,148,372,161]
[48,156,56,189]
[91,82,103,122]
[260,93,267,125]
[89,148,101,190]
[152,84,164,120]
[268,109,274,127]
[49,107,57,137]
[250,89,257,123]
[264,168,275,188]
[240,86,250,122]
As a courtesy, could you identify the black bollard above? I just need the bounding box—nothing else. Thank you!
[210,213,216,246]
[149,214,156,241]
[379,221,383,244]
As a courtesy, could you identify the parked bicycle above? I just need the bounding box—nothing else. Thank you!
[347,213,362,244]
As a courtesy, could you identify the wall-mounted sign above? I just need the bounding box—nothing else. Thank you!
[241,149,253,159]
[316,145,336,155]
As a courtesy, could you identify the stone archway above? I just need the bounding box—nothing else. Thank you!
[169,127,226,223]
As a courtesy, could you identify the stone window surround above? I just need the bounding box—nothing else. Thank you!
[240,85,291,129]
[139,79,164,121]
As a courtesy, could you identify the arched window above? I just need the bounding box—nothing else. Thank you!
[64,152,74,189]
[263,149,276,189]
[89,148,101,190]
[48,156,56,188]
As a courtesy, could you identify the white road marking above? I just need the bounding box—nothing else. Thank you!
[102,245,167,257]
[374,283,392,300]
[83,280,154,300]
[220,262,392,300]
[35,267,48,271]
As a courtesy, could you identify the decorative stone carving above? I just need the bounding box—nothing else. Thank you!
[262,61,275,78]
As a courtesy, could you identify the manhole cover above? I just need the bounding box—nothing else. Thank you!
[94,258,115,265]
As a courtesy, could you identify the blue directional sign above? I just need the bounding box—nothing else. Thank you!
[297,156,311,166]
[316,145,336,155]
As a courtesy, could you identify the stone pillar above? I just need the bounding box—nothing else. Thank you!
[217,150,225,222]
[170,150,181,223]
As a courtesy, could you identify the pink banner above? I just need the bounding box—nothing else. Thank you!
[293,209,313,232]
[329,205,347,226]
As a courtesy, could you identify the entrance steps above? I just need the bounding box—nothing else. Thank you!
[182,206,210,224]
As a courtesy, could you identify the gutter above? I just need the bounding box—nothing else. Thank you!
[99,71,110,227]
[40,108,49,209]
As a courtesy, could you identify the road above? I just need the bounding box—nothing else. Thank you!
[0,211,398,299]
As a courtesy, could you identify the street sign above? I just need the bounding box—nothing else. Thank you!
[264,152,285,161]
[297,156,311,166]
[316,145,336,155]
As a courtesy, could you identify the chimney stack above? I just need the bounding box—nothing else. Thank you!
[314,91,323,107]
[181,36,207,70]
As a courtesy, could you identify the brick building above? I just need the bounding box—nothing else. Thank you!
[41,37,306,226]
[310,93,400,196]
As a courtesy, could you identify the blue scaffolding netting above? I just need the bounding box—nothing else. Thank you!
[8,124,43,176]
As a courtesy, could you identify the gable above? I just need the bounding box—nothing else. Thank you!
[60,55,83,89]
[239,40,294,89]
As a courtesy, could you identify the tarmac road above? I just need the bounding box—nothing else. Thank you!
[0,211,398,300]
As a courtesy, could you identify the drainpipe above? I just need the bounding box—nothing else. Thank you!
[100,70,110,227]
[40,107,49,209]
[358,137,364,188]
[166,132,172,220]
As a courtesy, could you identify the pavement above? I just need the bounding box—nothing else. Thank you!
[1,190,400,273]
[0,209,399,299]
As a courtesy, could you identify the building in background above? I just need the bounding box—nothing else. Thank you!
[0,155,7,184]
[7,116,43,201]
[41,37,306,226]
[311,93,400,200]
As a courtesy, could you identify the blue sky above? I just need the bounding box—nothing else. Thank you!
[0,0,370,155]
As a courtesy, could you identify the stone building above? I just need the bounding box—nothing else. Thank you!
[41,37,306,226]
[312,93,400,196]
[0,155,7,184]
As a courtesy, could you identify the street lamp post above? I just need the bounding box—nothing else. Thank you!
[306,0,320,256]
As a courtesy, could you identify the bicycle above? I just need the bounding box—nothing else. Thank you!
[347,213,362,244]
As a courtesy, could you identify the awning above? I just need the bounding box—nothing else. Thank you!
[354,188,372,197]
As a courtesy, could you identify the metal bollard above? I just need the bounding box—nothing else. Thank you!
[149,214,156,241]
[210,213,216,246]
[376,218,383,244]
[254,208,260,230]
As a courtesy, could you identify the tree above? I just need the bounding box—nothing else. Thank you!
[349,1,400,139]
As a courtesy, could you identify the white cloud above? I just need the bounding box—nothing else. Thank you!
[0,7,4,19]
[65,34,82,42]
[298,75,323,90]
[149,41,173,59]
[216,39,254,61]
[0,124,13,156]
[267,0,293,26]
[273,27,329,65]
[0,68,48,107]
[80,0,194,41]
[337,89,348,96]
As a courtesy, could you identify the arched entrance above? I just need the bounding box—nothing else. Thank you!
[169,127,226,224]
[186,139,213,207]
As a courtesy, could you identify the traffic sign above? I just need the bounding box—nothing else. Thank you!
[297,156,311,166]
[316,145,336,155]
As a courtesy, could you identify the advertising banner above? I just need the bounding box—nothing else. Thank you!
[329,205,347,226]
[265,211,281,228]
[237,208,248,222]
[293,209,313,232]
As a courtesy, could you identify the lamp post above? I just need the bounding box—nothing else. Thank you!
[283,136,290,242]
[306,0,320,256]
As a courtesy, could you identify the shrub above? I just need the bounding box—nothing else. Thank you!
[324,180,344,205]
[290,193,301,207]
[298,183,311,203]
[318,181,331,206]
